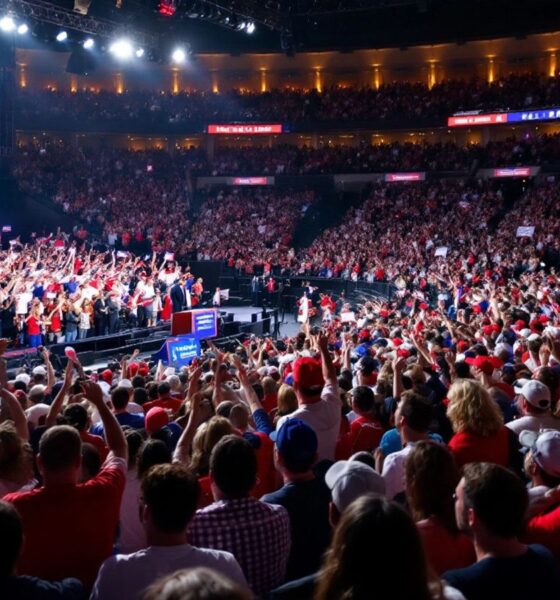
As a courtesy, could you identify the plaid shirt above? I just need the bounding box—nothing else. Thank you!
[188,497,290,597]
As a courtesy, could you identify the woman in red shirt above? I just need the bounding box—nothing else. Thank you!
[25,307,43,348]
[406,440,476,575]
[446,379,510,468]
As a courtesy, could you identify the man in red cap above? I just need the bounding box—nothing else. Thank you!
[275,331,340,462]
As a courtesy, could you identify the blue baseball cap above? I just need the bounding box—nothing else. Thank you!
[270,418,318,466]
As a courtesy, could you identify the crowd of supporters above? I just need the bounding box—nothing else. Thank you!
[14,72,560,127]
[4,67,560,600]
[2,284,560,598]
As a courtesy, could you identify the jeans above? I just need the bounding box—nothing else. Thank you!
[78,328,89,340]
[28,333,42,348]
[66,329,78,343]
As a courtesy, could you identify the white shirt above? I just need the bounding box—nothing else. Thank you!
[16,292,32,315]
[506,414,560,437]
[382,442,414,500]
[118,470,145,555]
[277,382,341,461]
[90,544,247,600]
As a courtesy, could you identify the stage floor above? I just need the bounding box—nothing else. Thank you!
[222,305,301,339]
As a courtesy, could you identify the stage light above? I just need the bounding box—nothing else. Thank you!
[237,21,247,31]
[0,16,16,32]
[171,47,186,64]
[83,37,94,49]
[56,30,68,42]
[17,23,29,35]
[246,22,255,34]
[135,47,144,58]
[109,38,133,60]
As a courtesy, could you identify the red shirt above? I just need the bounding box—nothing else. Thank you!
[526,504,560,560]
[142,396,183,416]
[336,415,383,460]
[5,455,125,588]
[80,431,109,462]
[27,316,41,336]
[262,393,278,415]
[448,427,510,468]
[416,517,476,575]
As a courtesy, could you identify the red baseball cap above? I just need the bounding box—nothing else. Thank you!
[101,369,113,385]
[465,355,503,375]
[292,358,324,393]
[145,407,169,435]
[128,362,139,376]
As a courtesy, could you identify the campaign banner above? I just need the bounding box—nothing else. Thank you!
[166,335,201,368]
[447,113,507,127]
[493,167,531,178]
[164,251,175,261]
[2,225,12,233]
[207,124,283,135]
[385,172,426,182]
[192,309,218,338]
[516,226,535,237]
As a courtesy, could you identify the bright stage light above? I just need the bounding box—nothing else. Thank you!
[83,38,94,49]
[135,47,144,58]
[0,16,16,32]
[246,22,255,34]
[56,30,68,42]
[17,23,29,35]
[109,39,133,60]
[171,47,186,64]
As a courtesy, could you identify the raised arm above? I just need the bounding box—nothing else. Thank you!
[173,385,203,466]
[82,380,127,461]
[46,360,74,428]
[0,360,28,441]
[317,330,337,386]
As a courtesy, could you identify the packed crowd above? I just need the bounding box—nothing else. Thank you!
[296,179,560,285]
[14,146,192,255]
[14,72,560,127]
[190,189,314,268]
[2,287,560,598]
[0,237,207,347]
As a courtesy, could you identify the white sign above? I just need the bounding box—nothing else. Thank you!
[435,246,448,258]
[516,226,535,237]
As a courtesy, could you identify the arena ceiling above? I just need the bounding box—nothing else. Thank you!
[11,0,560,54]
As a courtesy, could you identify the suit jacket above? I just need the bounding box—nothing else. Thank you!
[170,283,185,313]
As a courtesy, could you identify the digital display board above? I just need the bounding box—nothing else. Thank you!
[385,172,426,182]
[493,167,532,178]
[448,107,560,127]
[232,177,270,185]
[447,113,507,127]
[207,124,283,135]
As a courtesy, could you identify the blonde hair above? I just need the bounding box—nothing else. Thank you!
[277,384,297,416]
[447,379,503,437]
[189,416,233,477]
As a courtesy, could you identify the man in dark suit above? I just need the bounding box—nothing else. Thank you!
[170,276,187,314]
[107,293,121,334]
[94,294,109,336]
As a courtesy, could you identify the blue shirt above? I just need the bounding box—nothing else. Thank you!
[91,411,145,436]
[380,427,443,457]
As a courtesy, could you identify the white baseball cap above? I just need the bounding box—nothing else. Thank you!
[514,380,551,410]
[325,460,385,513]
[520,429,560,478]
[32,365,47,377]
